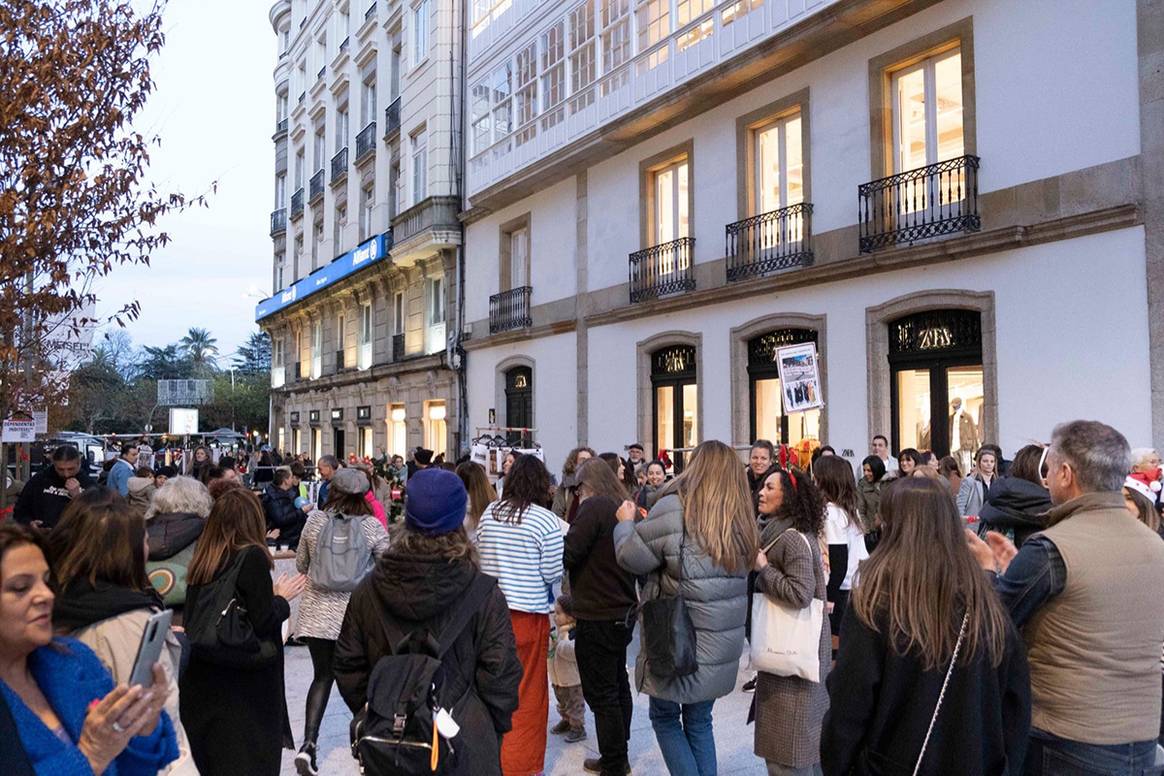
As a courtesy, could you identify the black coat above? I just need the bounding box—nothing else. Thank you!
[13,467,92,529]
[563,495,638,622]
[821,604,1030,776]
[180,546,291,776]
[146,512,204,560]
[261,484,305,550]
[335,552,522,776]
[978,478,1052,547]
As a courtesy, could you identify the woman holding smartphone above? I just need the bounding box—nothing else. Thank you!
[51,488,197,775]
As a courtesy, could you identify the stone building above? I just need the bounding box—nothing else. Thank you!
[460,0,1164,474]
[258,0,464,462]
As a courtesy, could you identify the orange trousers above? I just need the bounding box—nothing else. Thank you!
[501,610,551,776]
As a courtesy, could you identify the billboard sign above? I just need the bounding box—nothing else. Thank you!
[168,408,199,435]
[255,231,391,321]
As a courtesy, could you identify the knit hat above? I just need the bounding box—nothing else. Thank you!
[1125,475,1156,503]
[1128,470,1163,494]
[404,469,467,536]
[414,447,434,466]
[330,467,369,496]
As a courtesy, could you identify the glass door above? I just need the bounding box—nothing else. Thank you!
[653,159,689,275]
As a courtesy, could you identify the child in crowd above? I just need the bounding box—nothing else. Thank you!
[548,595,586,743]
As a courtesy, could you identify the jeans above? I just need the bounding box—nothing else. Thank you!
[1023,730,1158,775]
[302,637,336,746]
[648,697,717,776]
[575,619,634,776]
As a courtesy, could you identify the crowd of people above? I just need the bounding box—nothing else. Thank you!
[1,419,1163,776]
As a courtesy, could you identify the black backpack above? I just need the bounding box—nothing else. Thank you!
[351,574,494,775]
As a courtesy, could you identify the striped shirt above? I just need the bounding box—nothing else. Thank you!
[476,500,563,614]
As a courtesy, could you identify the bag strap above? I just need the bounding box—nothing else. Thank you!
[912,612,969,776]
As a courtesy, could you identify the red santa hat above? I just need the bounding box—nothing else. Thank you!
[1128,470,1162,494]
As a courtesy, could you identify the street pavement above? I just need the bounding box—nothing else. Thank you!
[279,630,767,775]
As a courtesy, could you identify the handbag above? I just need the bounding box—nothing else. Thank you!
[639,524,698,677]
[186,551,279,669]
[750,529,825,682]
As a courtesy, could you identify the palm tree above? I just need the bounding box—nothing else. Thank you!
[180,327,219,369]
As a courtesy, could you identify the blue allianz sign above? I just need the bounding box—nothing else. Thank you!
[255,232,391,321]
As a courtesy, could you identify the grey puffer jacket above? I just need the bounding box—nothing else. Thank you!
[614,493,749,704]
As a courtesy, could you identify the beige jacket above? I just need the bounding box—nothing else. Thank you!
[72,609,199,775]
[547,622,580,688]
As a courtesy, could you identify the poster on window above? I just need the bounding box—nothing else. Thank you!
[776,343,824,414]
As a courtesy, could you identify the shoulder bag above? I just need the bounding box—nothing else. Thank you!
[639,523,698,677]
[185,550,279,668]
[750,529,826,681]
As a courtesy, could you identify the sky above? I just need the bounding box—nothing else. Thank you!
[93,0,277,362]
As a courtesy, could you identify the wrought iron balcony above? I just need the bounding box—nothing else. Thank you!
[330,147,348,184]
[270,208,287,236]
[858,155,980,253]
[317,66,325,81]
[392,332,405,361]
[725,203,814,282]
[339,36,350,52]
[275,117,288,136]
[290,187,305,218]
[297,91,305,105]
[309,169,325,202]
[356,122,377,162]
[384,97,401,139]
[335,349,345,370]
[629,237,696,303]
[294,361,303,380]
[489,286,533,334]
[364,1,377,21]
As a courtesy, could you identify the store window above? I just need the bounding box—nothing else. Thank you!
[889,309,983,460]
[311,427,322,462]
[505,366,533,446]
[292,427,302,456]
[424,401,447,458]
[387,404,407,457]
[652,345,698,471]
[747,328,821,448]
[359,426,374,460]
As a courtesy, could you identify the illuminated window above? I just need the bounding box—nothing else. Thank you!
[747,329,820,446]
[387,404,407,456]
[892,47,963,172]
[651,346,698,472]
[423,401,447,457]
[753,110,804,213]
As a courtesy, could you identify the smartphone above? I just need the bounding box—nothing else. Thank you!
[128,609,173,688]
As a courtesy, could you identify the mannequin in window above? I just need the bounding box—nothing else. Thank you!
[949,398,978,474]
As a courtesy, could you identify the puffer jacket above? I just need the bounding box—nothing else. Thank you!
[334,552,523,776]
[146,513,204,561]
[977,477,1052,547]
[614,493,749,704]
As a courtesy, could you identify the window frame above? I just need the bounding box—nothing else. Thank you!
[412,0,430,67]
[498,213,531,292]
[638,140,694,249]
[735,89,811,220]
[411,128,427,205]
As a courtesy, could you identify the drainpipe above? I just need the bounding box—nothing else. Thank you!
[452,0,469,457]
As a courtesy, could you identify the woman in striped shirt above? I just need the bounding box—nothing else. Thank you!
[477,454,564,776]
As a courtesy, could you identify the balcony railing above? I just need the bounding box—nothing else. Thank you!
[270,208,287,236]
[294,362,303,380]
[489,286,533,334]
[391,196,460,245]
[309,169,325,202]
[629,237,696,303]
[392,332,405,361]
[725,203,814,282]
[858,155,980,253]
[340,36,350,52]
[384,97,401,138]
[356,122,377,162]
[335,349,345,370]
[275,117,288,136]
[364,1,377,21]
[290,187,305,218]
[297,91,305,105]
[330,147,348,184]
[317,66,325,81]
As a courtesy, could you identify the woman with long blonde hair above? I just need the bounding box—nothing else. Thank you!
[822,478,1030,775]
[615,440,759,776]
[456,460,496,534]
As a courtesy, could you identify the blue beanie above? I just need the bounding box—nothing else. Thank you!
[404,468,468,536]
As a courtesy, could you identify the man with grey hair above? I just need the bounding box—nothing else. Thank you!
[967,420,1164,773]
[315,454,341,509]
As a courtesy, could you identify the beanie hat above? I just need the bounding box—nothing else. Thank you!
[405,469,467,536]
[1128,470,1163,494]
[414,447,434,466]
[1126,474,1157,503]
[331,467,369,496]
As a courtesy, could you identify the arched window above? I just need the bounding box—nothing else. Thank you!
[747,328,821,447]
[505,366,533,446]
[651,345,698,471]
[888,309,983,468]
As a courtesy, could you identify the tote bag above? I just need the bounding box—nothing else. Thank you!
[750,530,824,682]
[640,528,698,677]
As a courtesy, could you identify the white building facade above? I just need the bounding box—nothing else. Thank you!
[259,0,465,462]
[461,0,1164,475]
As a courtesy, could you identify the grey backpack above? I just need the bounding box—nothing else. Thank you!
[310,513,375,592]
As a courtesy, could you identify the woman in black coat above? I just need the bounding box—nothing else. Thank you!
[977,444,1052,547]
[822,478,1030,776]
[179,489,306,776]
[334,469,522,776]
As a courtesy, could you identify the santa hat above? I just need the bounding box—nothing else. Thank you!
[1125,475,1156,503]
[1128,470,1162,494]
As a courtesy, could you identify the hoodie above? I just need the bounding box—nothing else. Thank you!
[12,466,92,529]
[334,552,522,776]
[977,477,1052,547]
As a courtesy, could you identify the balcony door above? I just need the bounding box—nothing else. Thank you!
[652,345,698,473]
[755,112,803,215]
[653,158,689,275]
[509,227,529,289]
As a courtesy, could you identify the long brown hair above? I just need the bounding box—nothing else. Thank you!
[52,489,151,593]
[853,478,1008,669]
[576,457,628,503]
[390,523,479,566]
[814,455,862,531]
[667,440,758,574]
[188,488,272,585]
[456,461,496,532]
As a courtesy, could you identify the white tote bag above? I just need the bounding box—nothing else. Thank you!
[750,530,825,682]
